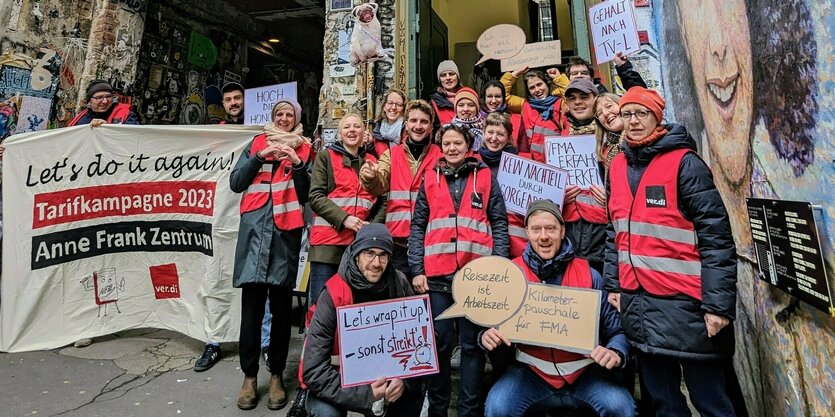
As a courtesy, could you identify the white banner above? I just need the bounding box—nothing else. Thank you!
[244,82,298,126]
[497,153,569,215]
[337,295,439,387]
[0,124,261,352]
[544,135,602,189]
[588,0,640,64]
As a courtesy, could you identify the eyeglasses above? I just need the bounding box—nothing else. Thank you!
[527,225,560,235]
[620,110,652,121]
[360,250,390,263]
[90,94,114,102]
[595,103,617,120]
[385,101,404,108]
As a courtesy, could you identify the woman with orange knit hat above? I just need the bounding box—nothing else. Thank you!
[604,87,739,416]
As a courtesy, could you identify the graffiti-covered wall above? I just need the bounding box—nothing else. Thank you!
[319,0,397,138]
[650,1,834,416]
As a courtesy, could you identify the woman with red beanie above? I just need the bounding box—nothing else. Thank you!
[604,87,740,416]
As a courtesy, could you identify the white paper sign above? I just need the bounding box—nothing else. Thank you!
[544,135,602,188]
[588,0,640,64]
[500,40,562,72]
[244,81,298,125]
[497,153,569,215]
[1,124,261,352]
[337,295,439,387]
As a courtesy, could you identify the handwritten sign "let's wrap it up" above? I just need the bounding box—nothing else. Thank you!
[337,295,439,387]
[437,257,601,353]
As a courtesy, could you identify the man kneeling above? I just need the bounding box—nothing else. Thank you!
[302,224,423,417]
[482,200,634,417]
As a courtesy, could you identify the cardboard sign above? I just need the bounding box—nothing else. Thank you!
[337,295,439,387]
[243,81,298,125]
[496,153,569,215]
[544,135,602,188]
[588,0,640,64]
[436,257,529,327]
[497,283,601,353]
[475,24,527,66]
[437,257,601,353]
[501,40,562,72]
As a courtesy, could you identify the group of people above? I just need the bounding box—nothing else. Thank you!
[224,54,741,417]
[0,52,741,417]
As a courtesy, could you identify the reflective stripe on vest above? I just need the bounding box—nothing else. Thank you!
[507,213,528,258]
[239,134,310,230]
[571,192,608,224]
[423,166,494,277]
[608,149,703,300]
[309,149,378,246]
[385,144,442,238]
[511,256,594,388]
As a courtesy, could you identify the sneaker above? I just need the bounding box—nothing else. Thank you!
[450,345,461,370]
[194,344,221,372]
[262,346,271,373]
[73,338,93,348]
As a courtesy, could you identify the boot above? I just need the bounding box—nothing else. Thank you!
[237,376,258,410]
[287,388,308,417]
[267,374,288,410]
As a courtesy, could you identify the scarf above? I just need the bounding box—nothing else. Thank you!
[451,116,485,150]
[528,96,558,121]
[262,122,307,148]
[603,131,623,174]
[478,145,517,168]
[626,126,669,148]
[378,118,404,144]
[568,115,597,136]
[521,239,574,284]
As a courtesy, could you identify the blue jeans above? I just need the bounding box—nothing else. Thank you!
[485,363,635,417]
[638,352,736,417]
[428,291,485,417]
[308,261,339,306]
[261,298,271,348]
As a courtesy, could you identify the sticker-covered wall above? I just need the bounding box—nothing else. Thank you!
[645,1,834,415]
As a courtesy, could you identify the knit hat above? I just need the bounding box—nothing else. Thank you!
[619,86,666,122]
[525,199,564,226]
[85,80,114,100]
[351,223,394,256]
[454,87,480,109]
[437,60,460,82]
[272,98,302,122]
[221,82,244,95]
[564,78,598,96]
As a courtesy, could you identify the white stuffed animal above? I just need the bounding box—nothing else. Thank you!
[349,2,387,66]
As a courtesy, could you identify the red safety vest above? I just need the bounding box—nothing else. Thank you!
[239,134,312,231]
[608,148,703,300]
[310,149,378,246]
[520,99,568,162]
[507,213,528,258]
[512,256,594,388]
[509,113,523,148]
[423,165,494,277]
[299,275,354,389]
[430,99,456,127]
[68,103,133,126]
[385,144,442,238]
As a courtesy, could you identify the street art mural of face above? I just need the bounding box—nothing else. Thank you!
[661,2,832,416]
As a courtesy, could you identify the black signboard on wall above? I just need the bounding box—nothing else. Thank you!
[747,198,833,316]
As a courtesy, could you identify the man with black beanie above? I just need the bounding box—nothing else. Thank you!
[68,80,139,127]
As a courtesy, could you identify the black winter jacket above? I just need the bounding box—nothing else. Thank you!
[302,250,415,414]
[595,59,648,94]
[408,157,510,292]
[603,124,737,359]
